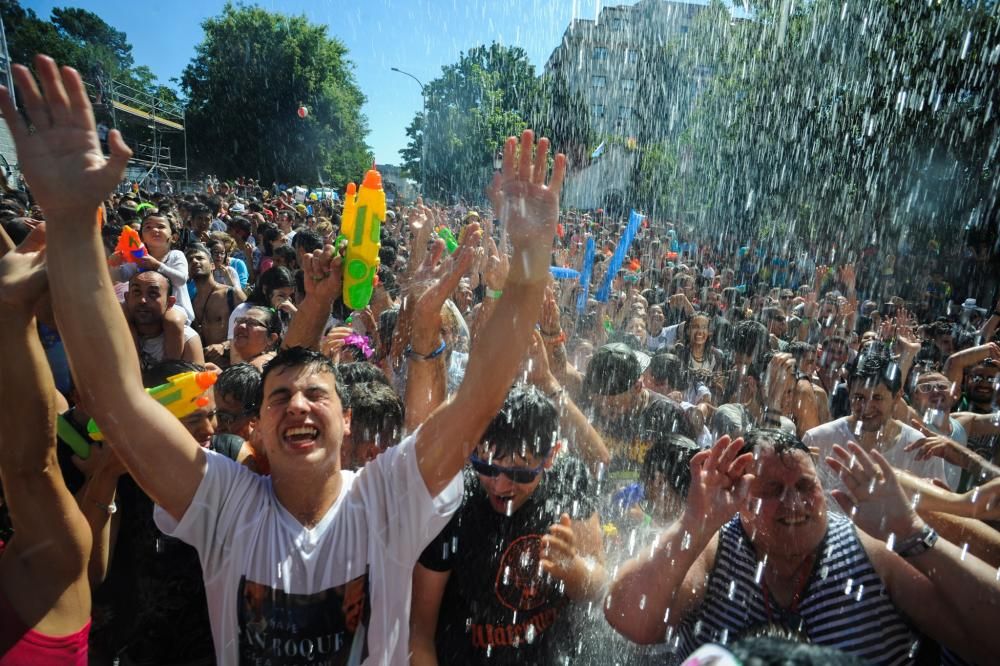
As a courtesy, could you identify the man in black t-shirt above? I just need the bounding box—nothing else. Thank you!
[410,386,605,665]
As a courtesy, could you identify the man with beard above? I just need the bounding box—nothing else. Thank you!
[804,352,958,494]
[124,271,204,367]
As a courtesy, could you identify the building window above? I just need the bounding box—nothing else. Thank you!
[619,105,630,119]
[593,104,605,118]
[612,17,625,30]
[626,50,639,64]
[592,75,607,89]
[622,79,636,92]
[593,46,608,61]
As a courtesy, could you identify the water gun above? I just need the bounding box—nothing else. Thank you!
[342,167,384,310]
[340,182,358,241]
[436,226,458,254]
[87,371,217,441]
[113,226,148,265]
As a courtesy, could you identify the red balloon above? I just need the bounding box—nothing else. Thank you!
[297,106,308,119]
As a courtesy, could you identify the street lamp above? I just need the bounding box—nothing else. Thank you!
[391,67,427,197]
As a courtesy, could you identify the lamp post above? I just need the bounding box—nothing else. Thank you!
[391,67,427,198]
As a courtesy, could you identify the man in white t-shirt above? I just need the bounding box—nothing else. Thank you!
[20,67,566,666]
[804,353,959,495]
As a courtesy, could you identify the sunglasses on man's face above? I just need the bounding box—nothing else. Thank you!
[915,382,951,394]
[469,454,545,484]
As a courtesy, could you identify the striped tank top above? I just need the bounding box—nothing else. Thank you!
[678,513,920,665]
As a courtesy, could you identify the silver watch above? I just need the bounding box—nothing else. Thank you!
[895,525,937,559]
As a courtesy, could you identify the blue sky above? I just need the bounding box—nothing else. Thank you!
[25,0,651,163]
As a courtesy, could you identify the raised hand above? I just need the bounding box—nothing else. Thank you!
[0,55,131,217]
[826,441,924,543]
[0,222,48,314]
[683,436,754,535]
[482,235,509,292]
[300,242,344,305]
[494,130,566,284]
[905,419,979,469]
[541,513,581,582]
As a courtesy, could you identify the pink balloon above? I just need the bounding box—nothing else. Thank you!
[297,106,308,119]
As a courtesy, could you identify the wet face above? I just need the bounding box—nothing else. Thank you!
[341,426,398,470]
[911,372,958,413]
[180,390,217,449]
[474,443,551,514]
[125,272,172,324]
[964,364,999,406]
[258,365,350,474]
[233,312,278,358]
[644,472,684,523]
[934,334,955,357]
[741,447,827,558]
[849,379,896,431]
[687,315,710,346]
[797,351,817,375]
[648,305,666,331]
[821,342,849,369]
[590,383,641,421]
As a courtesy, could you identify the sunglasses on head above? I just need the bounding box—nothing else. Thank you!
[469,454,546,484]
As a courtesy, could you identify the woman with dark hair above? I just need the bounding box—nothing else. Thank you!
[230,306,283,370]
[225,265,296,342]
[256,222,286,274]
[672,311,727,401]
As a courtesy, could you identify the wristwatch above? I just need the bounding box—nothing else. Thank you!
[894,524,938,559]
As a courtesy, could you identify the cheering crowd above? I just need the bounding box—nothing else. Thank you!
[1,55,999,666]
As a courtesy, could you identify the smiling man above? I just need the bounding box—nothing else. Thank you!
[9,56,565,665]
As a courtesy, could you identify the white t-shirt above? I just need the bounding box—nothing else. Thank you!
[154,433,462,665]
[803,417,961,494]
[139,324,199,365]
[646,324,679,352]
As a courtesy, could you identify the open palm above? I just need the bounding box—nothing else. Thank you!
[0,56,131,217]
[0,223,48,313]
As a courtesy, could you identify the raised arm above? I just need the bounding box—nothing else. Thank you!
[606,436,752,644]
[414,130,565,496]
[827,442,1000,664]
[943,341,1000,385]
[0,223,91,636]
[2,56,205,521]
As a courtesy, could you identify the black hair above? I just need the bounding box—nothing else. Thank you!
[378,243,397,269]
[185,242,211,258]
[128,268,174,298]
[273,245,298,268]
[142,360,205,390]
[785,341,815,363]
[339,362,390,387]
[243,305,283,344]
[377,264,399,298]
[0,217,30,245]
[292,229,323,253]
[260,223,283,257]
[732,319,769,361]
[647,352,685,389]
[481,385,559,460]
[346,382,404,444]
[737,427,811,457]
[250,266,295,306]
[641,433,698,498]
[258,346,348,410]
[229,216,251,235]
[848,348,903,394]
[216,363,262,415]
[379,308,399,355]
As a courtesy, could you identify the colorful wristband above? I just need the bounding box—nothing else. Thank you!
[405,339,447,361]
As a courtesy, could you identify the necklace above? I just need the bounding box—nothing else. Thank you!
[761,551,816,635]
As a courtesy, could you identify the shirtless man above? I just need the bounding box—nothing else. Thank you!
[187,243,244,349]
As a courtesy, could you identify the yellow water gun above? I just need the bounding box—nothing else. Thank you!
[342,167,384,310]
[339,182,358,242]
[87,371,217,441]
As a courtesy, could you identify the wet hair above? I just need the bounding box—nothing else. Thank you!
[258,346,348,409]
[292,229,323,253]
[641,433,699,498]
[785,341,815,363]
[250,266,295,306]
[737,427,811,458]
[377,264,399,298]
[379,308,399,353]
[339,362,390,387]
[729,635,865,666]
[216,363,262,415]
[347,382,404,444]
[142,360,205,390]
[732,319,769,361]
[647,352,685,389]
[848,348,902,394]
[481,385,559,460]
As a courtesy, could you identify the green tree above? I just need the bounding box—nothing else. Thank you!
[181,3,370,185]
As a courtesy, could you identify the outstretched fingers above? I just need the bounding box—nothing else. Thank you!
[548,153,568,195]
[531,136,550,186]
[517,129,534,182]
[11,64,50,133]
[59,65,96,131]
[34,55,72,128]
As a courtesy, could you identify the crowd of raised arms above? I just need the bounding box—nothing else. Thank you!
[0,55,999,666]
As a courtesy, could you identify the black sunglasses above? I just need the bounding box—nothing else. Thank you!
[469,454,545,484]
